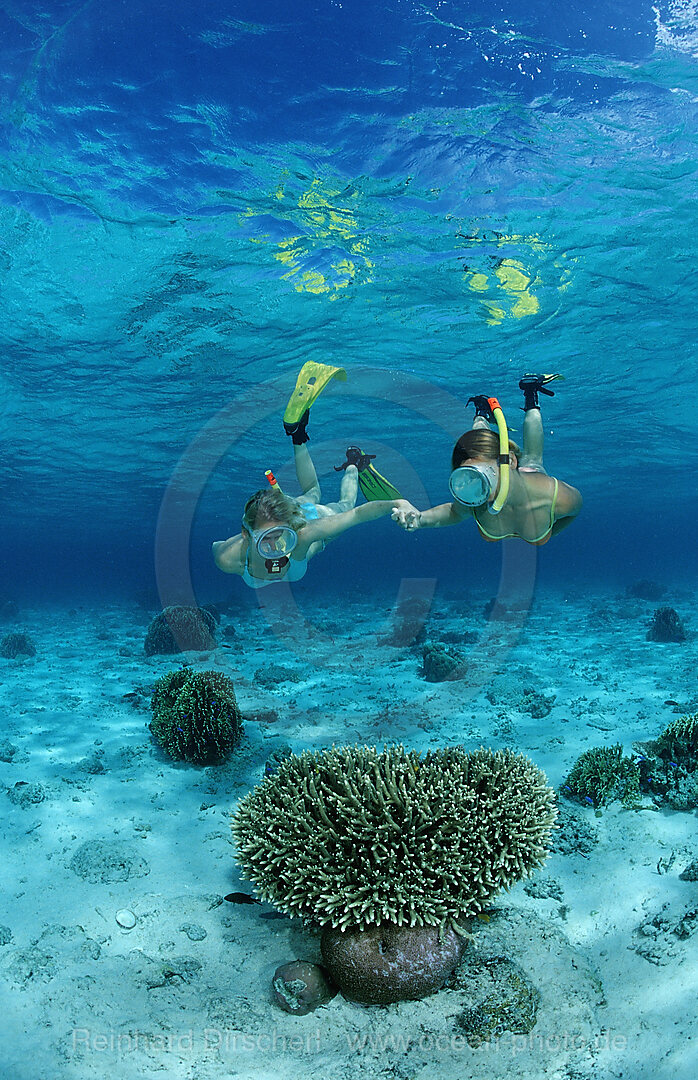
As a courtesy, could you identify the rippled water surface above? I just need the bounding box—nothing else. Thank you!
[0,0,696,596]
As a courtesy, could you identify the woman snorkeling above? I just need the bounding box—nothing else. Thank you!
[213,363,415,588]
[392,373,582,544]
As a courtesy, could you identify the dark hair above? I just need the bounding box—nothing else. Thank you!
[451,429,521,471]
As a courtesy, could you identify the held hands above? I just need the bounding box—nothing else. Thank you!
[391,500,422,532]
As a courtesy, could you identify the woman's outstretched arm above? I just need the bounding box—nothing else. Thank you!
[550,481,583,535]
[301,498,418,545]
[211,534,244,573]
[392,501,471,530]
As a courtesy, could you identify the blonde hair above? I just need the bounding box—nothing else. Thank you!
[242,488,307,532]
[451,429,521,470]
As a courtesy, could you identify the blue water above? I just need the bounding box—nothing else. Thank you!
[2,6,698,1078]
[0,0,696,608]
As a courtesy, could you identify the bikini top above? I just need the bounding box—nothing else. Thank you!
[474,477,559,547]
[241,502,319,589]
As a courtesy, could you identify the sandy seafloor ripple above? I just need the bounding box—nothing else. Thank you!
[0,582,696,1080]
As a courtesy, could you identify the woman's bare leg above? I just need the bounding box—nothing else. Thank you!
[294,444,321,502]
[324,464,358,514]
[521,406,544,466]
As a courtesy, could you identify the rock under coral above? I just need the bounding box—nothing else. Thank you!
[264,744,294,777]
[320,922,466,1005]
[272,960,337,1014]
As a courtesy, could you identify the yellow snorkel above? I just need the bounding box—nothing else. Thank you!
[486,396,510,515]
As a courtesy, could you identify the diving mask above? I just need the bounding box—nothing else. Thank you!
[250,525,298,560]
[449,462,499,508]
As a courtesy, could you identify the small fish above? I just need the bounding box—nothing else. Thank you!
[669,761,678,768]
[224,892,261,905]
[664,700,681,707]
[584,796,594,806]
[259,911,287,921]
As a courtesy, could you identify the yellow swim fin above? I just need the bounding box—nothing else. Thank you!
[283,361,347,425]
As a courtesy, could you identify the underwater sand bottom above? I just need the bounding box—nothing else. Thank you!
[0,581,696,1080]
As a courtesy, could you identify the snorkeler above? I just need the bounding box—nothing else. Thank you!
[392,374,582,544]
[212,362,417,587]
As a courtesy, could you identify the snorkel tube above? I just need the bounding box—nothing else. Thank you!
[485,396,510,515]
[265,468,280,491]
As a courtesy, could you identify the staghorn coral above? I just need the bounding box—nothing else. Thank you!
[232,744,557,935]
[654,713,698,767]
[150,668,242,764]
[634,714,698,810]
[562,744,641,808]
[144,606,217,656]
